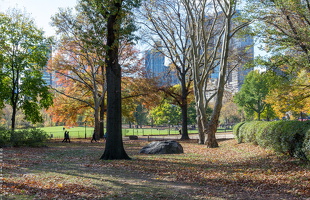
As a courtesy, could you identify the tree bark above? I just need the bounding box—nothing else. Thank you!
[100,1,130,160]
[204,0,233,148]
[180,73,190,140]
[99,92,105,138]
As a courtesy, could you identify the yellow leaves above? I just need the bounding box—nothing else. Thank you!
[57,183,63,188]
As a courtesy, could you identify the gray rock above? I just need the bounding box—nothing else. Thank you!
[140,140,183,154]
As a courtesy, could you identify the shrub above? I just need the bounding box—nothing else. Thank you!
[1,128,49,147]
[270,121,309,159]
[0,127,11,147]
[239,121,265,144]
[255,121,276,149]
[236,120,310,161]
[303,129,310,160]
[233,122,245,143]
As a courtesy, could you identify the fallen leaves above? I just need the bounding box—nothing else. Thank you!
[2,139,310,199]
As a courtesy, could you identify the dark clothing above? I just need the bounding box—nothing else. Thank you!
[91,132,97,143]
[62,131,70,143]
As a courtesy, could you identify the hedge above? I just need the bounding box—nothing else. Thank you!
[233,121,310,161]
[0,128,49,147]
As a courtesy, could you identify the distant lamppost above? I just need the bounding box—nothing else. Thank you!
[84,122,87,139]
[168,120,171,135]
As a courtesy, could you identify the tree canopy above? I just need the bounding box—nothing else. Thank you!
[245,0,310,117]
[0,9,53,130]
[234,70,276,121]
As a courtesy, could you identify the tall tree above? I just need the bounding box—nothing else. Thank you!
[78,0,140,160]
[182,0,252,146]
[139,0,192,139]
[49,12,106,139]
[234,70,274,121]
[50,4,142,140]
[0,9,53,131]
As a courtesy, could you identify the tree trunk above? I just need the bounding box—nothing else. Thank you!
[206,122,219,148]
[99,93,105,138]
[100,1,130,160]
[204,1,232,148]
[94,108,100,140]
[180,74,190,140]
[180,104,190,139]
[11,69,19,131]
[11,102,17,131]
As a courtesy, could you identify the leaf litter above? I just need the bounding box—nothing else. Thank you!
[2,139,309,199]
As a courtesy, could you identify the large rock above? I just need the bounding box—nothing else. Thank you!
[140,140,183,154]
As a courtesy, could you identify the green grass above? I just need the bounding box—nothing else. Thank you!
[36,126,232,139]
[38,126,94,139]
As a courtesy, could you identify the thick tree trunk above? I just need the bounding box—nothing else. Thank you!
[180,74,190,140]
[180,104,190,139]
[197,115,205,144]
[100,1,130,160]
[206,122,219,148]
[195,84,208,144]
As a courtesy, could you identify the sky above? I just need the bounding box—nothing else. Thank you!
[0,0,266,58]
[0,0,78,37]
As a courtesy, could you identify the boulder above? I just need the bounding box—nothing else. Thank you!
[140,140,183,154]
[129,135,138,140]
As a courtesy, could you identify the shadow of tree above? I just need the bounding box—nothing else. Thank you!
[2,139,310,199]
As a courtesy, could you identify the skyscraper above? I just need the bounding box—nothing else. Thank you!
[145,49,166,79]
[144,45,179,86]
[209,23,254,94]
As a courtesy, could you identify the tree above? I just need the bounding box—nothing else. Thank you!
[246,0,310,62]
[219,92,243,125]
[0,9,53,131]
[77,0,141,160]
[139,0,192,139]
[48,22,105,140]
[50,4,143,140]
[245,0,310,114]
[150,100,181,126]
[234,70,275,120]
[133,104,149,128]
[265,68,310,117]
[182,0,253,146]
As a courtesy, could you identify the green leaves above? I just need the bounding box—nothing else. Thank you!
[0,9,53,129]
[150,100,181,125]
[234,70,274,120]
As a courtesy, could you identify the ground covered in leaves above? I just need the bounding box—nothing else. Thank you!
[2,138,310,199]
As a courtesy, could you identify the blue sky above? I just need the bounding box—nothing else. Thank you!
[0,0,78,36]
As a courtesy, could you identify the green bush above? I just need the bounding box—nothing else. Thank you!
[303,129,310,160]
[235,120,310,161]
[238,121,265,144]
[233,122,245,143]
[269,121,309,159]
[0,127,11,147]
[0,128,49,147]
[255,121,276,149]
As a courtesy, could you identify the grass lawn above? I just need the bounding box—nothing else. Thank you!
[38,126,232,139]
[38,126,95,139]
[2,138,309,199]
